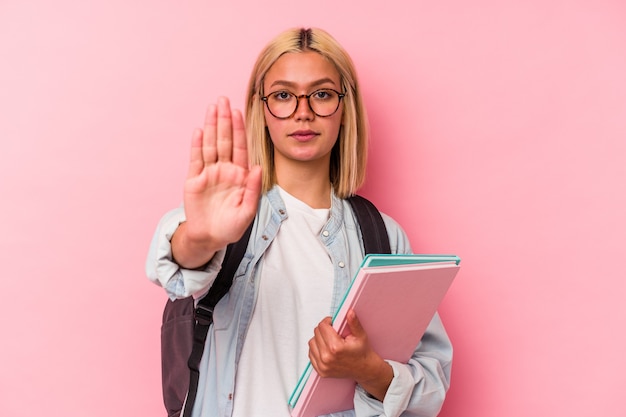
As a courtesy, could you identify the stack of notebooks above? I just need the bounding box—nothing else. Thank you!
[288,253,461,417]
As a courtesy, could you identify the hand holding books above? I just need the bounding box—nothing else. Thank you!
[308,310,394,401]
[289,254,461,417]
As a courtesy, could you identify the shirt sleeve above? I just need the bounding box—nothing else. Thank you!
[145,206,226,300]
[351,312,452,417]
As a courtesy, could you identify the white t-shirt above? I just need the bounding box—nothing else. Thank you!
[231,187,334,417]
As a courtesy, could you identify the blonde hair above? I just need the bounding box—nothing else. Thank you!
[245,28,369,198]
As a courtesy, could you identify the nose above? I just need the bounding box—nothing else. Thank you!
[294,95,315,121]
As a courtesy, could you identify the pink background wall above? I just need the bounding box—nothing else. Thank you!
[1,1,625,415]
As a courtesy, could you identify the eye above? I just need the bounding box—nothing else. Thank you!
[312,89,335,101]
[271,91,293,101]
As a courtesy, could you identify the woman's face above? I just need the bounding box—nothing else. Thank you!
[262,51,343,173]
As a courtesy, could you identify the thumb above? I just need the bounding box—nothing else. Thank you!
[242,165,262,212]
[346,309,366,338]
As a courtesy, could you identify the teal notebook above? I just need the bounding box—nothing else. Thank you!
[361,253,460,268]
[288,253,460,414]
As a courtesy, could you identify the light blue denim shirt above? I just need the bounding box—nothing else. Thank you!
[147,187,452,417]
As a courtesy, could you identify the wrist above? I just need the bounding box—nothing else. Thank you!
[171,222,222,268]
[356,356,394,401]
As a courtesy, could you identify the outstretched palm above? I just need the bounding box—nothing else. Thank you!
[182,97,262,256]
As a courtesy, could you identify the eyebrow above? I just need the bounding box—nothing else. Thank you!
[268,77,338,90]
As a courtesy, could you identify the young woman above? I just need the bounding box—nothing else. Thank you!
[147,27,452,417]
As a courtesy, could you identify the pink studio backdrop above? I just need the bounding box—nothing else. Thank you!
[1,1,625,416]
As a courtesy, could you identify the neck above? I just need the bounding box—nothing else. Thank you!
[275,161,332,209]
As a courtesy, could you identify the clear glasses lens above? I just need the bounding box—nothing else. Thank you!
[265,89,341,118]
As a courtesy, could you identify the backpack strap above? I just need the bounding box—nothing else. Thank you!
[182,221,254,417]
[347,195,391,255]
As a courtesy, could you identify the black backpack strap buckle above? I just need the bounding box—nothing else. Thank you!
[194,304,215,326]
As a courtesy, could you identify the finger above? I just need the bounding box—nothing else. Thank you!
[308,337,323,374]
[241,165,262,216]
[216,97,233,162]
[308,336,320,362]
[202,104,218,164]
[310,326,329,368]
[231,109,249,169]
[321,316,333,326]
[316,317,340,345]
[187,128,204,179]
[346,310,366,338]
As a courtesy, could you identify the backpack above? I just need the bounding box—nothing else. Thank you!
[160,195,391,417]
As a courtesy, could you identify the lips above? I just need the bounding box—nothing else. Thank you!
[289,129,319,142]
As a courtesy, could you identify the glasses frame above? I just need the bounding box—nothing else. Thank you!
[261,88,345,119]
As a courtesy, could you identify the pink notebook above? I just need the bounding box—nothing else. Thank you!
[288,254,460,417]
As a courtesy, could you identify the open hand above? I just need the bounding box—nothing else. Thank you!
[172,97,262,268]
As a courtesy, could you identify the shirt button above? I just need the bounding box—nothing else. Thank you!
[279,209,286,215]
[322,230,329,237]
[228,393,233,400]
[262,235,269,241]
[338,261,345,268]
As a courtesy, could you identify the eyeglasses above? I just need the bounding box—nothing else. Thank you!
[261,88,345,119]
